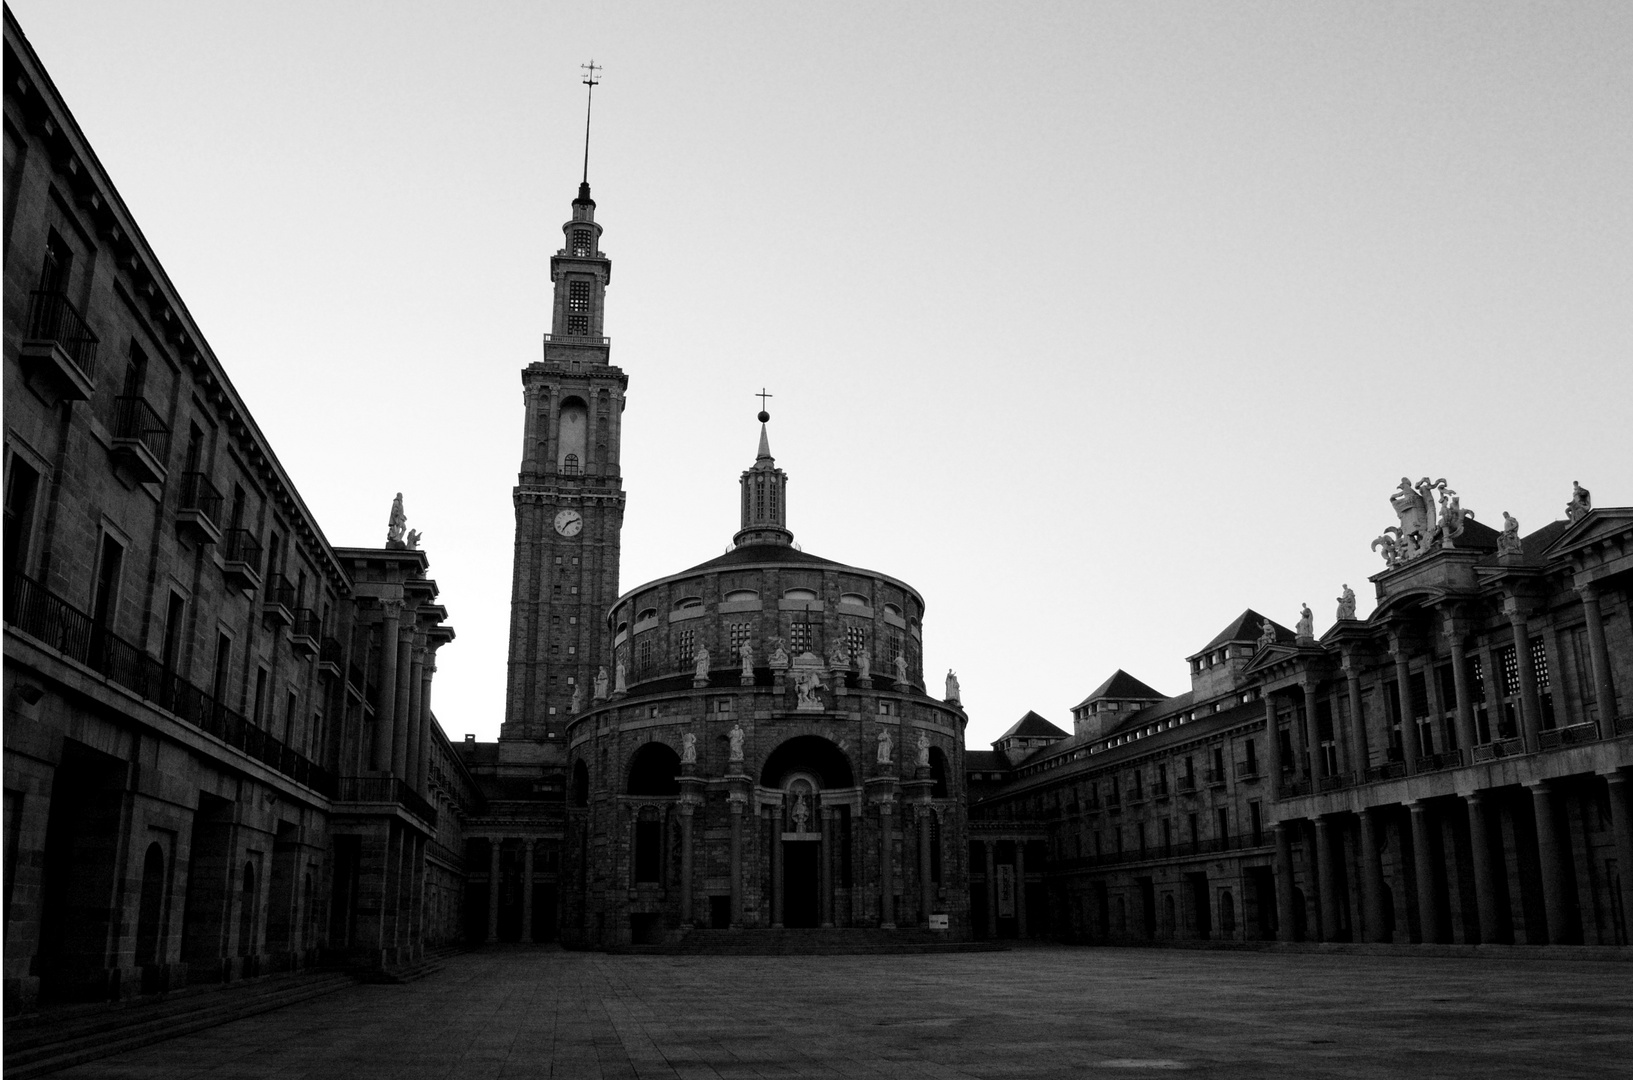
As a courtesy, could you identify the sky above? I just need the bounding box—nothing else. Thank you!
[12,1,1631,749]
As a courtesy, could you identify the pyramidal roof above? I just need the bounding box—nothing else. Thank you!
[1196,608,1291,654]
[997,711,1070,741]
[1080,669,1166,703]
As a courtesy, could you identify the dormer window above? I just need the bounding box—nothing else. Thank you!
[572,229,592,257]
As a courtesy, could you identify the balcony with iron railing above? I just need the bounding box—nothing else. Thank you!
[176,471,224,544]
[1236,759,1261,781]
[20,290,98,402]
[288,608,320,658]
[220,529,263,592]
[1052,832,1272,872]
[319,636,344,678]
[334,775,438,830]
[1205,767,1228,787]
[4,572,333,795]
[261,573,295,627]
[111,396,171,483]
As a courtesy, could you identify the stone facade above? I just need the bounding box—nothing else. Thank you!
[967,489,1633,948]
[2,12,475,1014]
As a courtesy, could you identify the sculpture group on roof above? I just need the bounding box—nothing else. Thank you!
[1372,476,1475,568]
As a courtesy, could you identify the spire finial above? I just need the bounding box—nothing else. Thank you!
[755,387,773,424]
[580,60,602,187]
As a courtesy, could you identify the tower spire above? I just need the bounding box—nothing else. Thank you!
[579,60,601,198]
[736,393,792,548]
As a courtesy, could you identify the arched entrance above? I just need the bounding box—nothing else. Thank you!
[761,737,854,930]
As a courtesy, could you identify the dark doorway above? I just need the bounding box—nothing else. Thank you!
[532,883,558,942]
[1248,867,1276,939]
[784,842,819,928]
[38,743,127,1003]
[710,895,732,929]
[1188,872,1212,939]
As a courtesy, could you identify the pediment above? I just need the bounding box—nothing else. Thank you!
[1544,507,1633,560]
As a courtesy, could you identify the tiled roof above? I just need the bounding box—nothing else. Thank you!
[964,750,1003,772]
[677,543,852,576]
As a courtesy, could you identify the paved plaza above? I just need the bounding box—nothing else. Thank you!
[53,946,1632,1079]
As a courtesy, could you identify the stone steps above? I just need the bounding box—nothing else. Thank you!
[4,969,358,1078]
[612,927,1005,956]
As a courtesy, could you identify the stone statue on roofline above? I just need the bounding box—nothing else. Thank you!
[1336,585,1357,622]
[386,492,407,548]
[1498,511,1523,556]
[1566,481,1592,524]
[1296,604,1315,643]
[1258,618,1277,649]
[945,669,961,703]
[406,529,421,550]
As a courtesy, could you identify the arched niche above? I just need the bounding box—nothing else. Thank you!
[557,396,588,471]
[759,735,854,790]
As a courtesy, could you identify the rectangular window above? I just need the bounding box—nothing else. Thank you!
[567,313,590,336]
[675,627,695,667]
[3,458,41,581]
[1249,801,1263,846]
[213,633,233,704]
[571,230,592,258]
[790,622,812,652]
[285,691,299,743]
[1244,738,1258,775]
[253,668,268,727]
[1532,639,1555,728]
[162,592,186,673]
[568,279,591,312]
[728,622,753,653]
[1217,808,1230,848]
[845,624,866,659]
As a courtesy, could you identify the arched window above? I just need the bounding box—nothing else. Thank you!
[627,742,681,796]
[557,397,587,471]
[928,747,949,798]
[562,453,580,475]
[136,842,166,967]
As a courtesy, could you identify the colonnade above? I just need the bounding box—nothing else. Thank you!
[1272,769,1633,945]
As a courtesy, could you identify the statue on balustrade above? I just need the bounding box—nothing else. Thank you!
[1336,584,1357,621]
[1566,480,1592,523]
[386,492,407,548]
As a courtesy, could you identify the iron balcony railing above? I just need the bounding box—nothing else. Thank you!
[1053,833,1272,872]
[113,396,171,463]
[1537,722,1600,750]
[221,528,262,567]
[179,471,224,528]
[335,776,438,828]
[4,572,333,795]
[263,573,296,610]
[26,290,99,379]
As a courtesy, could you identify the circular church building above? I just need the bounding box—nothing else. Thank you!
[561,419,970,946]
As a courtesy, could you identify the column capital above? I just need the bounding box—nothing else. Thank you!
[1405,799,1428,814]
[1525,779,1553,796]
[1462,788,1487,806]
[1603,769,1629,788]
[1574,578,1603,602]
[380,597,405,617]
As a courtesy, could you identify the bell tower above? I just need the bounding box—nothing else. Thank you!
[502,65,626,743]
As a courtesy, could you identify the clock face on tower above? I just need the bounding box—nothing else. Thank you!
[553,509,584,537]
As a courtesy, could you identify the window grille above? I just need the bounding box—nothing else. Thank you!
[567,314,589,336]
[728,622,752,653]
[790,622,812,652]
[845,624,866,659]
[562,454,580,475]
[568,279,590,312]
[572,229,592,257]
[675,627,695,667]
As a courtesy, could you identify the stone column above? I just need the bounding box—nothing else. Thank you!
[1314,816,1340,942]
[820,807,835,928]
[983,839,997,939]
[918,807,935,927]
[1528,782,1568,944]
[678,804,695,928]
[1508,603,1543,753]
[1604,773,1633,927]
[404,644,425,791]
[771,805,785,929]
[486,839,501,943]
[1289,691,1309,781]
[415,655,437,793]
[1392,638,1419,773]
[391,631,413,779]
[1446,626,1477,761]
[1302,682,1324,778]
[520,384,539,475]
[728,798,743,928]
[1358,809,1388,943]
[1263,692,1281,793]
[1579,586,1619,730]
[1465,791,1500,945]
[1273,822,1295,942]
[879,803,895,929]
[1345,666,1370,778]
[1014,841,1028,938]
[1408,802,1439,943]
[520,839,535,943]
[373,600,402,772]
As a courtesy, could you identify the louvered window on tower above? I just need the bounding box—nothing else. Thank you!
[572,229,592,257]
[567,314,589,336]
[569,280,590,313]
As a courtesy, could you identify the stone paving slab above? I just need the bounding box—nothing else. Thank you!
[47,945,1633,1079]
